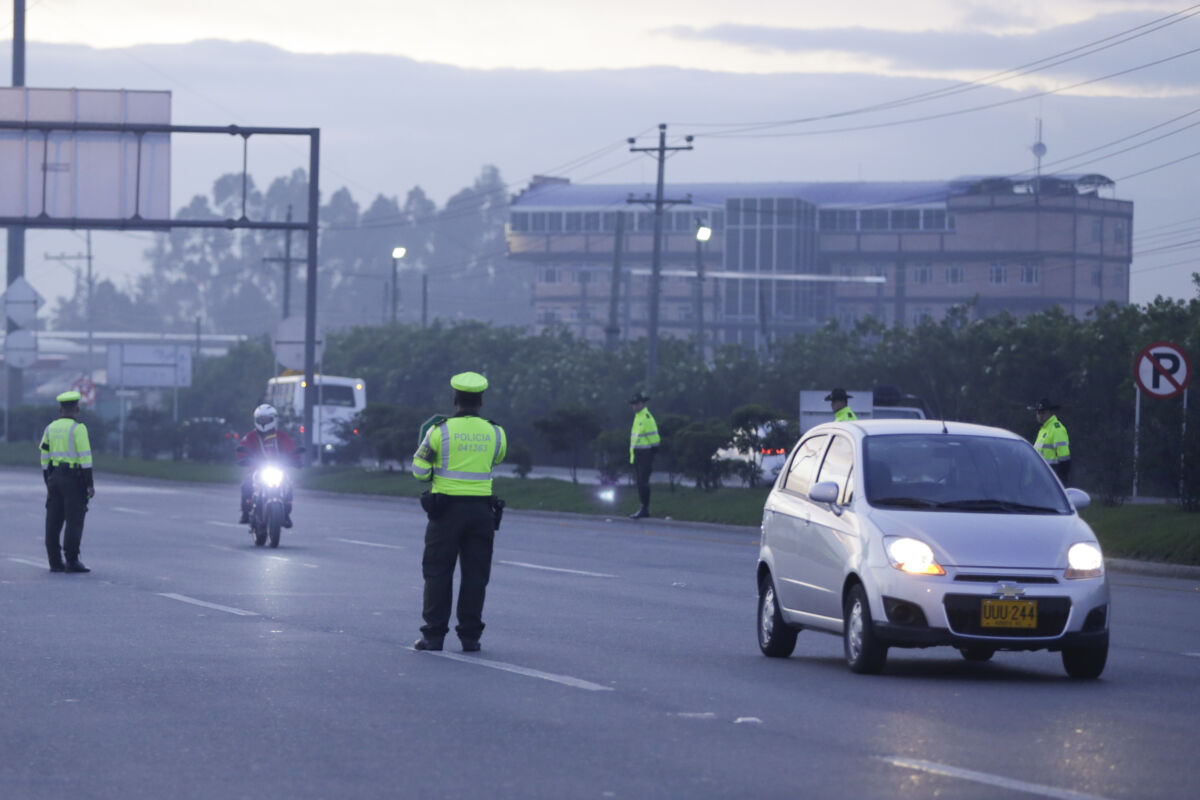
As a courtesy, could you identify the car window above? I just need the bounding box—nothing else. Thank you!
[863,434,1070,513]
[783,434,828,496]
[816,435,854,502]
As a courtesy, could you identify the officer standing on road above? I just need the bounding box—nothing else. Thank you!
[1030,397,1071,483]
[628,390,660,519]
[39,390,96,573]
[411,372,507,653]
[826,388,858,422]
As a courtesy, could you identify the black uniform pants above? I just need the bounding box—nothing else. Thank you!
[632,449,656,509]
[45,469,88,564]
[420,496,495,643]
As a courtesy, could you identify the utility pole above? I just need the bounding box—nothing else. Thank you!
[44,230,96,380]
[262,205,302,319]
[694,218,709,359]
[627,123,693,393]
[604,211,626,351]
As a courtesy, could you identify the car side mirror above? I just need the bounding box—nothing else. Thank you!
[1065,487,1090,510]
[809,481,841,507]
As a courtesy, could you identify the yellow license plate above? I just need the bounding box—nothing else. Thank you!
[981,599,1037,629]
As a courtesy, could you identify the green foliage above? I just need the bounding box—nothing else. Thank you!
[728,404,789,488]
[673,418,734,491]
[591,429,629,485]
[532,405,604,483]
[125,407,181,460]
[180,336,276,428]
[654,412,693,488]
[507,440,533,478]
[331,403,427,466]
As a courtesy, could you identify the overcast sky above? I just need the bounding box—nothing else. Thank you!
[4,0,1199,307]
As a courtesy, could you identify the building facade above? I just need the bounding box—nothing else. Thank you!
[507,175,1132,349]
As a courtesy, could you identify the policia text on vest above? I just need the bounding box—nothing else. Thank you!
[39,390,96,573]
[410,372,507,653]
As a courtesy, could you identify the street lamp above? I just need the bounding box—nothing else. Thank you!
[694,221,711,357]
[390,246,406,323]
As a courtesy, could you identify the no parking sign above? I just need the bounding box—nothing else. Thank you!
[1134,341,1191,399]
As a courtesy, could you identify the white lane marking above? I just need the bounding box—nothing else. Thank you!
[111,506,150,515]
[332,537,404,550]
[206,521,244,529]
[8,557,48,569]
[882,757,1113,800]
[674,712,717,719]
[499,560,617,578]
[425,650,613,692]
[1185,652,1200,658]
[158,593,260,617]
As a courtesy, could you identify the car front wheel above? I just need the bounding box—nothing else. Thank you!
[1061,634,1108,679]
[843,584,888,674]
[758,574,798,658]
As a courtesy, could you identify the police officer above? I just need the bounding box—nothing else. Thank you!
[826,387,858,422]
[628,390,660,519]
[1030,397,1071,483]
[411,372,507,653]
[39,390,95,573]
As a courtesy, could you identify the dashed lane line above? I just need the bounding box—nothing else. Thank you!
[111,506,151,515]
[882,757,1112,800]
[332,538,404,550]
[498,560,617,578]
[7,557,48,569]
[158,593,260,616]
[206,521,244,529]
[424,650,613,692]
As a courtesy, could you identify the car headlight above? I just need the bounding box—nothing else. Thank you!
[259,467,284,488]
[1065,542,1104,579]
[885,537,945,576]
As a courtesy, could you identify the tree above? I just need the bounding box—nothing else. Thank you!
[673,418,733,491]
[532,405,604,483]
[728,404,789,487]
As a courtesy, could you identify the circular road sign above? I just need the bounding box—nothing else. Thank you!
[1134,341,1192,399]
[72,377,97,406]
[3,329,38,369]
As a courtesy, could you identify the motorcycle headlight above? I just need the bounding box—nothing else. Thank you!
[885,537,946,576]
[1065,542,1104,579]
[259,467,284,488]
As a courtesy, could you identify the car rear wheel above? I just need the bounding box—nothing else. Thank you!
[1061,634,1108,679]
[959,646,995,662]
[758,574,798,658]
[843,584,888,674]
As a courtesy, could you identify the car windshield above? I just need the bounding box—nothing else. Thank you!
[863,433,1070,514]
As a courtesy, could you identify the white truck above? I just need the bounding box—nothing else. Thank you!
[798,387,926,434]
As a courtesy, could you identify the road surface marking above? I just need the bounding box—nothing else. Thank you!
[111,506,150,515]
[1185,652,1200,658]
[882,757,1112,800]
[158,593,260,616]
[674,712,717,719]
[7,557,48,569]
[425,651,613,692]
[499,560,617,578]
[332,537,404,550]
[206,521,244,529]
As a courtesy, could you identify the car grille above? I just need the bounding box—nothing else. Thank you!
[953,574,1059,584]
[943,594,1071,637]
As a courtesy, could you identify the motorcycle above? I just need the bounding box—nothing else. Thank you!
[248,462,291,548]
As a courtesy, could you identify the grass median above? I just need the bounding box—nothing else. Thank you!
[2,442,1195,565]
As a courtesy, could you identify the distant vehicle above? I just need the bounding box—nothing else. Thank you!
[756,418,1109,678]
[265,374,366,455]
[716,420,795,483]
[799,386,927,432]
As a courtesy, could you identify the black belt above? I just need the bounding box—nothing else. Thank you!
[441,494,492,504]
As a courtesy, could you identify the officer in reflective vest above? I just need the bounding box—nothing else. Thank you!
[826,387,858,422]
[39,390,96,573]
[628,390,660,519]
[1030,397,1071,483]
[411,372,507,653]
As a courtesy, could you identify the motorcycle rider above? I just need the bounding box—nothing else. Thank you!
[236,404,299,527]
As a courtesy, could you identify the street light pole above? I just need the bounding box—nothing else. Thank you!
[390,246,406,323]
[695,221,711,359]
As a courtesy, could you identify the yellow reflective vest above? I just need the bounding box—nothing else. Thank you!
[629,407,661,463]
[835,406,858,422]
[411,414,506,496]
[1034,415,1071,466]
[40,418,93,470]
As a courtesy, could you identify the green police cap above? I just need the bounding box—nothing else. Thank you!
[57,390,82,404]
[450,372,488,393]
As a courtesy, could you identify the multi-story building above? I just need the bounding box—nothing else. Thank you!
[507,174,1132,349]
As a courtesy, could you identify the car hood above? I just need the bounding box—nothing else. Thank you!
[864,507,1098,569]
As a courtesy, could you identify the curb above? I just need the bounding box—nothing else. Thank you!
[1106,558,1200,580]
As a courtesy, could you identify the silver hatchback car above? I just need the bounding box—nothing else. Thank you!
[756,419,1110,678]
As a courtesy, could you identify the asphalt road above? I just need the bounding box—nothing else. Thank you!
[2,467,1198,800]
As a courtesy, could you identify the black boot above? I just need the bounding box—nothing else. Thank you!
[239,509,250,524]
[629,506,649,519]
[65,559,90,573]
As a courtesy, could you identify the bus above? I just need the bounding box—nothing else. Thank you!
[265,374,367,455]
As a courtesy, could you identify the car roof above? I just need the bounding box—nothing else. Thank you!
[808,418,1024,441]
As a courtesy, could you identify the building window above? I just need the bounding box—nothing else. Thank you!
[890,209,920,230]
[541,267,560,283]
[742,198,759,225]
[914,307,934,324]
[548,213,563,233]
[726,199,741,226]
[860,209,889,230]
[538,309,560,324]
[945,265,964,284]
[838,263,855,277]
[1091,265,1103,287]
[838,307,858,327]
[636,212,654,231]
[922,209,947,230]
[989,263,1008,285]
[564,212,582,232]
[819,209,858,231]
[1114,221,1126,245]
[531,212,547,232]
[1091,218,1103,243]
[911,263,933,285]
[510,212,529,232]
[1020,261,1040,285]
[583,212,601,232]
[711,210,725,232]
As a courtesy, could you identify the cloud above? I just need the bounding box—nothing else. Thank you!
[656,9,1200,94]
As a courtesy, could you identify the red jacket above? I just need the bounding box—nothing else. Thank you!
[237,429,299,466]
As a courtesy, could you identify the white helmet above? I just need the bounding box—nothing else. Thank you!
[253,403,278,434]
